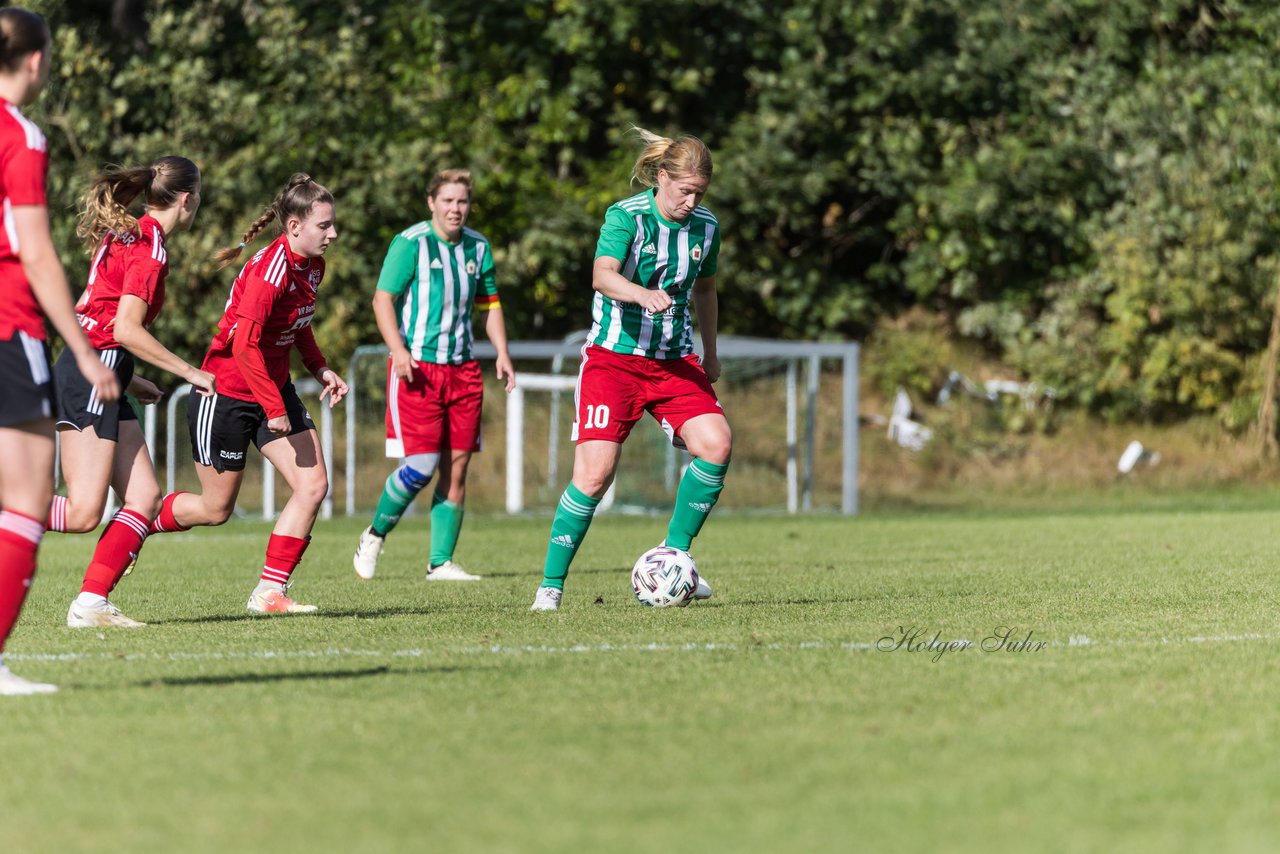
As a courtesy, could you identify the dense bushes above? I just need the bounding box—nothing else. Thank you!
[29,0,1280,428]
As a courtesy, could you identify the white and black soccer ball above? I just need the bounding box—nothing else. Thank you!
[631,546,699,608]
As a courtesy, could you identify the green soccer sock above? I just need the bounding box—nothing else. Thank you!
[370,464,431,537]
[666,458,729,551]
[539,484,601,591]
[429,492,465,567]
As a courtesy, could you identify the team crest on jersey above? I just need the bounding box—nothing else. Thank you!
[691,245,703,262]
[466,260,477,275]
[308,269,322,288]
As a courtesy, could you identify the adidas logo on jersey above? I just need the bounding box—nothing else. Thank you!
[551,534,575,548]
[641,243,657,255]
[430,258,444,269]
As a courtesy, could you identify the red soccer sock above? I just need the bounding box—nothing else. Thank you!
[46,495,68,533]
[260,534,310,587]
[0,510,43,653]
[148,492,191,534]
[80,508,149,598]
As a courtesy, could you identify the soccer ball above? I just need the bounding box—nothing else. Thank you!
[630,546,699,608]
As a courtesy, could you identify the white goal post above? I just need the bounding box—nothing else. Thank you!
[345,336,859,515]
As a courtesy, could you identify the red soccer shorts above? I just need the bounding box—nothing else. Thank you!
[572,344,723,445]
[385,358,484,457]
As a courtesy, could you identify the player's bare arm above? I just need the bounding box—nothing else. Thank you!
[372,289,416,381]
[114,294,215,395]
[691,275,720,382]
[484,305,516,392]
[592,256,672,314]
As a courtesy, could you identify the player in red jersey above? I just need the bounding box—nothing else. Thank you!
[49,156,213,629]
[0,7,119,694]
[149,173,347,614]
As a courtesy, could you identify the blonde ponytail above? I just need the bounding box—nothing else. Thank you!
[629,127,713,188]
[77,166,150,248]
[77,155,200,250]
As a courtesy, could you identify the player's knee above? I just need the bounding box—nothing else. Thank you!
[704,437,732,466]
[65,501,106,534]
[203,500,235,526]
[691,434,732,466]
[297,472,330,509]
[128,489,163,522]
[573,471,614,499]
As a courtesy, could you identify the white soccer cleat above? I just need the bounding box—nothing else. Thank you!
[246,582,318,614]
[693,576,713,600]
[353,527,384,580]
[0,663,57,696]
[530,586,562,611]
[425,560,481,581]
[659,541,712,601]
[66,598,146,628]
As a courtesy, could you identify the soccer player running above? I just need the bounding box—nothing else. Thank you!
[0,7,120,694]
[353,168,515,581]
[52,156,213,629]
[530,130,730,611]
[149,174,347,614]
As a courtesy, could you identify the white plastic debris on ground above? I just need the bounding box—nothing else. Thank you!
[888,388,933,451]
[1117,440,1160,474]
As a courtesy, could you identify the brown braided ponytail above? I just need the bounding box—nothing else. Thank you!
[214,173,334,270]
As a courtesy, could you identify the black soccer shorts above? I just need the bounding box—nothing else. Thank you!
[187,381,315,472]
[53,346,137,441]
[0,331,54,428]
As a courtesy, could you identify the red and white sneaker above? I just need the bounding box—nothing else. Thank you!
[246,582,318,614]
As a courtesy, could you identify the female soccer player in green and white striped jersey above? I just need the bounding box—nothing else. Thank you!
[353,169,515,581]
[530,129,731,611]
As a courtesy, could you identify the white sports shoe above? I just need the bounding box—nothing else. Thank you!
[353,527,384,580]
[0,663,57,696]
[693,576,713,600]
[425,560,481,581]
[659,541,713,601]
[530,586,562,611]
[246,582,318,614]
[67,598,146,628]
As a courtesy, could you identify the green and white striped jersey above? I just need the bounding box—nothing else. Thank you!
[589,190,720,359]
[375,221,500,364]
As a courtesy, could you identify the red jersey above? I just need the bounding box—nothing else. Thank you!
[0,100,49,341]
[75,214,168,349]
[201,233,327,414]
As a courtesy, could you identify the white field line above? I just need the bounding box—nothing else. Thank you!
[3,631,1277,665]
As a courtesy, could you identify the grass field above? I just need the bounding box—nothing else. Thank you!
[5,505,1280,853]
